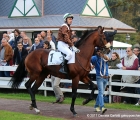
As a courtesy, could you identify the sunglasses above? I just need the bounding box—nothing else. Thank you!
[126,50,131,52]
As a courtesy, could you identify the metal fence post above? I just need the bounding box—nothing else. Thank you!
[44,81,47,97]
[109,75,113,103]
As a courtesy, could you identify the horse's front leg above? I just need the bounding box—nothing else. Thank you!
[70,78,79,116]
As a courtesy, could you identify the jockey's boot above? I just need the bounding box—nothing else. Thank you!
[59,59,68,74]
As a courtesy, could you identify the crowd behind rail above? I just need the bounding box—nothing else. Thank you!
[1,28,140,106]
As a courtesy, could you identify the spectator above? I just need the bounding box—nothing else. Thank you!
[14,29,22,47]
[41,31,47,41]
[0,38,13,77]
[29,38,43,53]
[121,47,139,104]
[37,33,44,47]
[51,76,65,103]
[23,36,30,51]
[7,29,14,41]
[3,33,7,38]
[108,52,122,103]
[20,31,32,46]
[47,36,55,50]
[133,47,140,105]
[43,41,51,49]
[91,47,109,114]
[108,52,122,82]
[5,34,15,49]
[133,47,140,67]
[47,30,57,46]
[13,42,28,65]
[72,30,77,36]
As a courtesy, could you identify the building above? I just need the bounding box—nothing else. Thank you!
[0,0,136,39]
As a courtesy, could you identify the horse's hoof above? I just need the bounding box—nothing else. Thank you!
[29,105,33,110]
[34,108,40,114]
[82,99,88,105]
[73,113,77,117]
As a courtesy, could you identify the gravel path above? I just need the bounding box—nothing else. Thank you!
[0,98,140,120]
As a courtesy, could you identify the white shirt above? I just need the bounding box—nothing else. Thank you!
[9,33,14,42]
[50,40,55,50]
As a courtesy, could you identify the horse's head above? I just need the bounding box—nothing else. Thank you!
[95,27,111,54]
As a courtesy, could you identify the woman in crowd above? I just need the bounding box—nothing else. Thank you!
[108,52,122,103]
[43,41,51,49]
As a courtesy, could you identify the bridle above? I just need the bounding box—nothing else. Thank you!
[75,30,107,72]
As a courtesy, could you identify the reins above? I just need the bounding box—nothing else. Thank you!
[75,30,104,72]
[75,54,90,72]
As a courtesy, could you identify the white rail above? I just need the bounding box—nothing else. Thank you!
[0,66,140,103]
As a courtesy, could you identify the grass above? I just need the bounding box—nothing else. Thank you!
[0,110,64,120]
[0,93,140,112]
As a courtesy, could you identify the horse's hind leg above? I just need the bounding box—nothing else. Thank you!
[82,76,97,105]
[27,72,47,114]
[25,78,37,110]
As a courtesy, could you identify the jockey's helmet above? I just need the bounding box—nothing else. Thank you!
[63,13,73,21]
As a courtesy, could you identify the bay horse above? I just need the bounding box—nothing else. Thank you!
[9,28,110,116]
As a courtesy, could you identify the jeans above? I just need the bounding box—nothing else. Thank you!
[94,76,108,109]
[0,64,10,77]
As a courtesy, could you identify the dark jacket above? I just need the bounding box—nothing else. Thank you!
[137,54,140,67]
[15,36,22,47]
[13,47,28,65]
[108,58,122,80]
[29,43,43,53]
[104,30,117,42]
[108,58,121,69]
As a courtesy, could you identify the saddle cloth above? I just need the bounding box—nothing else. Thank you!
[48,50,75,65]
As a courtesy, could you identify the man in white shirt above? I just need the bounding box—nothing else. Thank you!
[7,29,14,41]
[47,36,55,50]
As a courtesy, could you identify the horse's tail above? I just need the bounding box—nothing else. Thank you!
[9,57,27,89]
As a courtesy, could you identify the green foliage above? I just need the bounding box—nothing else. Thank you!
[115,33,140,45]
[106,0,140,45]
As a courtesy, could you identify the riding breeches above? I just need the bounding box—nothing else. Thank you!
[57,41,72,61]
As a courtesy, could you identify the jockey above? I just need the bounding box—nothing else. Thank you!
[57,13,75,74]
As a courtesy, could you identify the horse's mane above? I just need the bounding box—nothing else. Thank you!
[75,29,97,47]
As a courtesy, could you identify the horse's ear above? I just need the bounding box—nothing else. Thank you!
[101,27,104,33]
[102,27,104,31]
